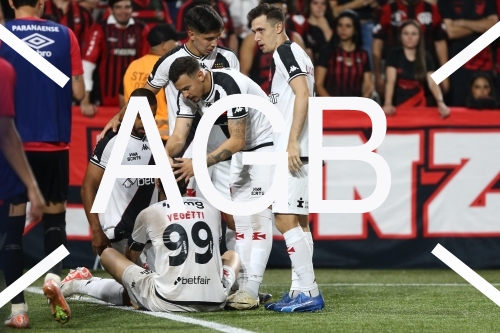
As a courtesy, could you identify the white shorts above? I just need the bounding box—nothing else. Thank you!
[230,145,274,203]
[194,159,231,201]
[272,162,309,215]
[122,265,230,312]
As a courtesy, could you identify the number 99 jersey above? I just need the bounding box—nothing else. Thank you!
[129,197,225,311]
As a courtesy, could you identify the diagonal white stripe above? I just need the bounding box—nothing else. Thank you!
[431,22,500,84]
[0,245,69,308]
[25,287,256,333]
[0,25,69,87]
[432,243,500,306]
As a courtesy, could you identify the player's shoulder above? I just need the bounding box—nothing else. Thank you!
[275,41,303,61]
[90,129,117,163]
[158,45,185,65]
[216,45,237,58]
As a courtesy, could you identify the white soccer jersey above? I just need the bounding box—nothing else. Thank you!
[176,68,273,151]
[90,131,158,240]
[129,197,225,306]
[269,41,314,157]
[147,44,239,138]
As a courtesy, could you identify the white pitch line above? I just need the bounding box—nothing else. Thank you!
[0,245,69,308]
[432,243,500,307]
[262,283,500,287]
[25,287,255,333]
[0,25,69,88]
[431,21,500,84]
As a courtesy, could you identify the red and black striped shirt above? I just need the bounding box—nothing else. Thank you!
[317,44,371,97]
[43,0,93,53]
[101,0,173,30]
[82,17,149,106]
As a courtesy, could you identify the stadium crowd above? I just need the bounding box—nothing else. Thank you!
[1,0,500,329]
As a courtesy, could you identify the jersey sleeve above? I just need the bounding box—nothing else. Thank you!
[431,5,447,41]
[82,23,104,64]
[176,94,197,118]
[372,5,390,40]
[147,54,171,89]
[68,29,84,75]
[90,130,117,168]
[274,43,307,83]
[129,208,148,251]
[0,59,16,118]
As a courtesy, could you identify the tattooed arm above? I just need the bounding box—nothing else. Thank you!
[206,116,247,167]
[165,117,193,162]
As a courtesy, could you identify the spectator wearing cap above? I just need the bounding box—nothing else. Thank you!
[120,24,181,141]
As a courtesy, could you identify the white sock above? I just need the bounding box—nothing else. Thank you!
[244,209,273,298]
[304,231,314,256]
[283,227,319,297]
[73,278,125,305]
[45,272,61,285]
[290,230,314,297]
[222,265,236,290]
[225,228,236,251]
[234,215,252,290]
[11,302,28,314]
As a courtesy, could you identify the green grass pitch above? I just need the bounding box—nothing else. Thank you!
[2,269,500,332]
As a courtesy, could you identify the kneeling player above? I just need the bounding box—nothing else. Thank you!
[61,180,240,312]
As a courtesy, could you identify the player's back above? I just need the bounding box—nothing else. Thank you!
[133,197,225,307]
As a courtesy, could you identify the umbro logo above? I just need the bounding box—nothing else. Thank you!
[142,144,149,150]
[289,65,298,73]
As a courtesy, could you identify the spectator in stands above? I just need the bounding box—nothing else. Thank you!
[100,0,174,30]
[120,24,182,141]
[227,0,258,46]
[439,0,498,106]
[43,0,94,53]
[80,0,149,115]
[302,0,335,61]
[239,0,307,94]
[382,20,449,118]
[466,73,499,110]
[76,0,100,15]
[372,0,449,101]
[330,0,381,68]
[315,10,372,97]
[177,0,237,51]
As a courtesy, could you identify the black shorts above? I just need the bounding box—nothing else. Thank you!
[11,150,69,205]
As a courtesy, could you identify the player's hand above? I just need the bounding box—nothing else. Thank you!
[91,229,112,256]
[99,113,121,141]
[172,158,194,183]
[383,105,396,116]
[80,102,97,118]
[438,102,450,119]
[287,141,302,173]
[27,184,45,221]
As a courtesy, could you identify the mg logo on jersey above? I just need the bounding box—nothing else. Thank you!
[252,232,266,240]
[174,276,211,285]
[22,33,54,57]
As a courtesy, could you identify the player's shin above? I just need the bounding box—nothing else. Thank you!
[244,208,273,298]
[234,215,252,291]
[73,278,125,305]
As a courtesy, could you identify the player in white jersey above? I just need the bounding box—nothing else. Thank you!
[81,89,157,268]
[61,180,240,312]
[248,3,324,312]
[166,56,274,310]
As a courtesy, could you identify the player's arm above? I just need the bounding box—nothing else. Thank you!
[288,75,310,173]
[442,18,472,40]
[362,71,374,98]
[207,116,246,167]
[68,29,85,101]
[427,72,450,119]
[434,39,449,93]
[81,162,112,255]
[372,38,385,96]
[127,209,149,265]
[165,116,193,162]
[239,34,255,76]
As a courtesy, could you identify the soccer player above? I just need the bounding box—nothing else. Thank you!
[0,0,85,325]
[81,88,158,261]
[120,24,182,141]
[80,0,149,113]
[167,56,274,310]
[247,3,325,312]
[61,180,241,312]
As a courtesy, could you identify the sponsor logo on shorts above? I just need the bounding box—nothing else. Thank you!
[174,276,211,285]
[251,187,265,196]
[296,198,308,208]
[140,270,154,275]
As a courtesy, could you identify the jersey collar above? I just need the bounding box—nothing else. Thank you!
[107,15,135,28]
[183,44,216,61]
[202,70,215,102]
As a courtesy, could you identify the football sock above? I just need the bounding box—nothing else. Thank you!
[11,302,28,315]
[222,265,236,290]
[43,212,67,276]
[244,209,273,299]
[225,228,236,252]
[290,230,315,297]
[283,227,319,298]
[234,215,252,290]
[4,215,26,304]
[73,278,125,305]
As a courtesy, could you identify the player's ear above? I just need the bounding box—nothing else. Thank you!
[198,70,205,82]
[8,0,14,9]
[187,29,195,41]
[275,21,284,34]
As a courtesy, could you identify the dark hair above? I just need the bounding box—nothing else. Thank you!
[184,5,224,34]
[157,174,187,197]
[465,73,499,109]
[302,0,334,21]
[12,0,38,9]
[400,20,427,82]
[109,0,131,8]
[247,3,286,27]
[131,88,157,106]
[332,10,362,50]
[169,56,201,84]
